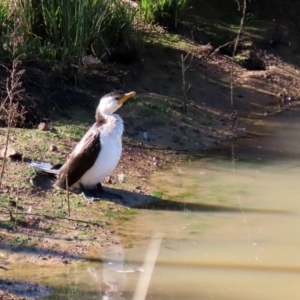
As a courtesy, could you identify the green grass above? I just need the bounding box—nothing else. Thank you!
[57,209,67,217]
[22,167,37,179]
[122,208,138,215]
[13,234,28,246]
[140,0,188,25]
[172,191,196,200]
[105,210,116,218]
[151,190,165,198]
[16,214,26,223]
[0,220,14,231]
[0,1,11,58]
[57,124,87,140]
[4,0,140,68]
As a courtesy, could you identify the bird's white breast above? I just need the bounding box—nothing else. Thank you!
[79,115,123,187]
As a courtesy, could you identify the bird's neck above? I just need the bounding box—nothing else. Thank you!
[95,110,110,124]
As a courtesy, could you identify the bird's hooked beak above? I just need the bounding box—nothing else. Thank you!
[118,91,136,105]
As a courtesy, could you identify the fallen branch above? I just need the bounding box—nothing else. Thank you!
[210,36,247,57]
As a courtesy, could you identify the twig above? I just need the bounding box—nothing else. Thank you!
[230,0,247,108]
[66,174,71,217]
[179,52,193,114]
[14,188,19,229]
[229,0,247,131]
[235,0,241,11]
[0,125,10,189]
[8,209,14,222]
[0,9,24,188]
[231,110,238,129]
[210,37,247,57]
[0,64,20,188]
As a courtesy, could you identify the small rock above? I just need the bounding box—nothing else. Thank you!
[0,147,22,159]
[143,131,149,141]
[38,122,50,131]
[82,55,102,69]
[49,144,57,151]
[105,176,113,184]
[118,173,125,183]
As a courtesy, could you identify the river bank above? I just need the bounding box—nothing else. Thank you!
[1,4,300,297]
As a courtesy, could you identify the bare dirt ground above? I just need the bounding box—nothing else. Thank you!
[1,7,300,299]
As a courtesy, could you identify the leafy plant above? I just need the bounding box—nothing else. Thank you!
[0,1,13,59]
[140,0,188,26]
[13,0,138,65]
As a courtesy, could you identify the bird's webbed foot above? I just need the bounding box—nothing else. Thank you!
[80,183,123,202]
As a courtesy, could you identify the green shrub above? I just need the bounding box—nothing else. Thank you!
[12,0,138,65]
[0,1,12,58]
[96,1,139,59]
[140,0,188,25]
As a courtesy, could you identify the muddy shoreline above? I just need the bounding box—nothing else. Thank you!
[0,90,300,300]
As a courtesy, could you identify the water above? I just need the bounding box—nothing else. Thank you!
[3,107,300,299]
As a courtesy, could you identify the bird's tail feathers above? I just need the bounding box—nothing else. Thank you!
[28,161,59,174]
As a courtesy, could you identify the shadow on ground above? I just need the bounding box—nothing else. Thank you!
[31,173,289,215]
[0,278,52,299]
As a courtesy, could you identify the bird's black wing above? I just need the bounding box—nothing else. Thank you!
[55,124,101,189]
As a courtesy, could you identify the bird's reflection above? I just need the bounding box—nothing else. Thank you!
[87,235,142,300]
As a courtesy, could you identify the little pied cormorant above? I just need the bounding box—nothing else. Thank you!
[30,91,136,200]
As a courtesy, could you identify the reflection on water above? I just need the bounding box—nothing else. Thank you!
[88,238,127,300]
[3,107,300,299]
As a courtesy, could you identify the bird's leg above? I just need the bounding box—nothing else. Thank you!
[96,183,104,191]
[94,182,123,200]
[79,183,123,201]
[79,183,95,202]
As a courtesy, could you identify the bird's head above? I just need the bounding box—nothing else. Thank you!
[97,91,136,116]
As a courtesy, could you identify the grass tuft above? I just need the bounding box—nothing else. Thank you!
[139,0,188,26]
[6,0,139,67]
